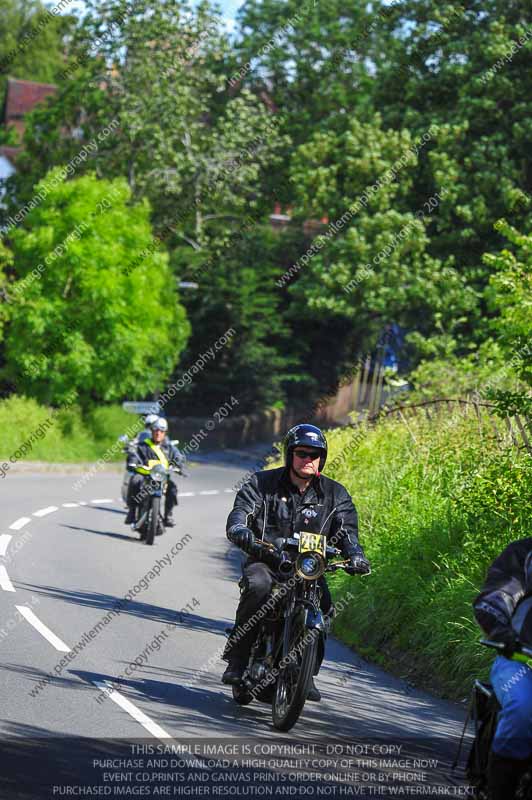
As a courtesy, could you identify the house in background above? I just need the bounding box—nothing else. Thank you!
[0,78,57,200]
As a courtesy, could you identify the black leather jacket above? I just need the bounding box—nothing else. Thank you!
[473,538,532,646]
[226,466,364,559]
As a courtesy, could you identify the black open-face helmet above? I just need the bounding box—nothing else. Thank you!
[283,424,328,472]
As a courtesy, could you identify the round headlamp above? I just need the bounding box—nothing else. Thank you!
[295,552,326,581]
[150,464,166,481]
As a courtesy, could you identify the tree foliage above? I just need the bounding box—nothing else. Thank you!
[288,115,477,358]
[484,219,532,387]
[3,171,189,406]
[2,0,532,411]
[0,0,74,98]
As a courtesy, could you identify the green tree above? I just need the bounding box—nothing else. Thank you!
[370,0,532,281]
[0,0,75,98]
[234,0,373,144]
[287,115,477,361]
[3,170,190,406]
[9,0,288,252]
[485,219,532,387]
[172,223,305,413]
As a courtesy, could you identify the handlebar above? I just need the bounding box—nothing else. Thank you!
[481,638,532,659]
[327,560,352,572]
[252,539,353,574]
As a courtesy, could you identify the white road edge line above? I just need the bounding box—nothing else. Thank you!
[93,681,171,740]
[91,499,114,504]
[16,606,70,652]
[33,506,59,518]
[0,534,13,557]
[9,517,31,531]
[0,566,15,592]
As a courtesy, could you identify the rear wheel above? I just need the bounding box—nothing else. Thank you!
[145,497,159,545]
[272,627,318,731]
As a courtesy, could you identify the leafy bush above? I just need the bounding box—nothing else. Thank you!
[87,405,134,449]
[0,395,132,463]
[326,409,532,698]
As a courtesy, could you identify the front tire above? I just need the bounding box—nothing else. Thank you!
[145,497,159,545]
[272,628,318,731]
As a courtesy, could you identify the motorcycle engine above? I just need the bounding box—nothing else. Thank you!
[250,660,268,682]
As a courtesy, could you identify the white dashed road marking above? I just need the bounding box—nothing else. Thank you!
[224,488,235,493]
[93,681,171,740]
[199,490,219,495]
[179,492,196,497]
[62,502,79,508]
[78,501,88,505]
[16,606,70,652]
[0,566,15,592]
[0,534,13,557]
[91,499,114,504]
[9,517,31,531]
[33,506,58,518]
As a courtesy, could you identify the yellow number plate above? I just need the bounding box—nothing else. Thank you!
[299,532,327,556]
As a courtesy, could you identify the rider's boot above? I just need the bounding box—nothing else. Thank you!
[222,659,246,685]
[307,677,321,702]
[164,513,175,527]
[488,752,527,800]
[124,507,136,525]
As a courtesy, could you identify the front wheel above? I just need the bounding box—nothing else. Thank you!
[145,497,160,545]
[272,628,318,731]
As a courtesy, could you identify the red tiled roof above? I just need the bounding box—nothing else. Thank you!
[0,145,20,162]
[3,77,57,122]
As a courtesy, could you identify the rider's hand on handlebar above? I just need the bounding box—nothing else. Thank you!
[344,549,371,576]
[491,625,519,657]
[231,527,256,554]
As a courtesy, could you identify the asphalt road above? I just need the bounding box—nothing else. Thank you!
[0,461,474,798]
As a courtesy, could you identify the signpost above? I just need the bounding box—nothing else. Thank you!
[122,401,161,415]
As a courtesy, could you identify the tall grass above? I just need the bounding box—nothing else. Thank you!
[325,410,532,699]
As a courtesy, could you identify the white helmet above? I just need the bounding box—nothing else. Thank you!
[144,413,158,427]
[152,417,168,432]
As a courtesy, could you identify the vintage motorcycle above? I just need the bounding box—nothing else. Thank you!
[462,639,532,798]
[225,531,356,731]
[119,434,184,504]
[132,462,183,545]
[119,435,186,545]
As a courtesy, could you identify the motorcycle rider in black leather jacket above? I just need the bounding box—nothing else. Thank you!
[222,423,371,701]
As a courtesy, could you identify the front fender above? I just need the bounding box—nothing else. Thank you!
[305,607,326,635]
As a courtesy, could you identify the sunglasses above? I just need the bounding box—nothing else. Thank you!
[293,449,321,460]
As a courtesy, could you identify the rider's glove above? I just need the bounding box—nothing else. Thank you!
[490,625,519,658]
[344,546,371,576]
[229,526,256,554]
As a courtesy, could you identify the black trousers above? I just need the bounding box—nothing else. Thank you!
[127,473,178,516]
[225,560,332,664]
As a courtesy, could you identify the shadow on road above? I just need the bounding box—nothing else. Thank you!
[87,504,126,515]
[15,582,229,636]
[208,541,245,583]
[73,667,267,733]
[61,523,135,543]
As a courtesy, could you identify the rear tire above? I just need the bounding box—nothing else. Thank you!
[145,497,159,545]
[272,628,318,731]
